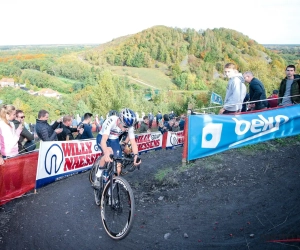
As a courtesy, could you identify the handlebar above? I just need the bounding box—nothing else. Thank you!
[109,154,141,174]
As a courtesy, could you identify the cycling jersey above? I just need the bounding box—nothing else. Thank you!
[99,115,135,140]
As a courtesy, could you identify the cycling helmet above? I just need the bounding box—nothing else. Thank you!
[119,108,136,127]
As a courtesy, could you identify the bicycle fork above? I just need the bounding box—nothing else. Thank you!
[108,161,120,208]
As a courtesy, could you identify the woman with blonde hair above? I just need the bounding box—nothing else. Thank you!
[0,104,23,165]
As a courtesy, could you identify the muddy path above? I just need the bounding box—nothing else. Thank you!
[1,143,300,250]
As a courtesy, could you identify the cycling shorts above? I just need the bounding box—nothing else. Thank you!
[96,134,122,157]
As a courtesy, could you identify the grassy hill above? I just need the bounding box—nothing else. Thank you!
[109,65,177,90]
[83,25,287,95]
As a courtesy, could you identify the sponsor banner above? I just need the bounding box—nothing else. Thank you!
[187,105,300,161]
[165,131,184,149]
[135,132,163,154]
[36,139,101,189]
[0,151,39,205]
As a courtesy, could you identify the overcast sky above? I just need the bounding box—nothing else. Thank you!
[1,0,299,46]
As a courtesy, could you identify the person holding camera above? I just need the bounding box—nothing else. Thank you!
[57,115,84,141]
[77,112,94,139]
[12,110,36,153]
[35,110,63,141]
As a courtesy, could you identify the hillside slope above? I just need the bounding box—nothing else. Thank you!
[83,25,287,93]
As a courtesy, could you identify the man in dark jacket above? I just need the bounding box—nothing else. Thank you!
[13,110,35,153]
[35,109,63,141]
[243,71,268,110]
[278,65,300,105]
[156,111,162,127]
[57,115,84,141]
[169,111,176,119]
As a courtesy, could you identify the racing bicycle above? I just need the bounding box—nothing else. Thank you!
[89,153,140,240]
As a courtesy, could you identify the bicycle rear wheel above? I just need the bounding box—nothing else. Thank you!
[100,176,135,240]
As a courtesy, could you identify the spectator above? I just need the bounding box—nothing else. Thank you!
[95,114,100,133]
[268,90,279,108]
[109,110,119,117]
[243,71,268,110]
[78,112,94,139]
[167,119,174,131]
[134,112,139,130]
[57,115,84,141]
[35,110,62,141]
[179,115,185,131]
[169,111,176,120]
[148,112,154,129]
[219,63,246,114]
[278,65,300,105]
[139,116,151,133]
[158,120,168,134]
[0,104,23,164]
[172,118,180,132]
[156,111,162,127]
[163,113,170,122]
[72,115,78,128]
[12,110,35,153]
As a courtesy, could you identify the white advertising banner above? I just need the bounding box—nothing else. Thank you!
[165,131,185,149]
[36,139,101,189]
[135,132,163,154]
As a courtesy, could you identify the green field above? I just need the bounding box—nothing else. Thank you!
[57,77,78,84]
[109,66,177,90]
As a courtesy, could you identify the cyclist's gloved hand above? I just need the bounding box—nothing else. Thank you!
[103,148,114,163]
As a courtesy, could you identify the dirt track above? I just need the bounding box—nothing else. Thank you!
[0,142,300,250]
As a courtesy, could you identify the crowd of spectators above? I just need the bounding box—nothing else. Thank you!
[0,108,99,164]
[157,112,185,134]
[220,63,299,115]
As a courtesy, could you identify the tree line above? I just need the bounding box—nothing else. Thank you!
[0,27,296,123]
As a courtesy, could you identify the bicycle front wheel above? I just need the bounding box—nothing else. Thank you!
[100,176,135,240]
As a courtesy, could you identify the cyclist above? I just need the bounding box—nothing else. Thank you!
[95,108,141,178]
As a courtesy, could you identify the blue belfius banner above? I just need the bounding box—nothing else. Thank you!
[187,105,300,161]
